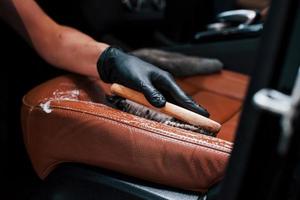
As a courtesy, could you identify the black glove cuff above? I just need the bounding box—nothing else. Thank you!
[97,46,124,83]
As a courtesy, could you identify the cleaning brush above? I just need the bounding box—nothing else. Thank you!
[107,84,221,136]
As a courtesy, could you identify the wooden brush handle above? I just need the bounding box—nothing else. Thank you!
[111,84,221,134]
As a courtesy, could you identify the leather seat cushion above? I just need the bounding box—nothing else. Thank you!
[177,70,249,141]
[21,70,248,192]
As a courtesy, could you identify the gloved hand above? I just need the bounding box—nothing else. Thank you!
[97,47,210,117]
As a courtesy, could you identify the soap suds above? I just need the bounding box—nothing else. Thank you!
[53,89,80,100]
[39,90,80,114]
[40,100,52,113]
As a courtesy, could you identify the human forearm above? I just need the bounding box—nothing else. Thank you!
[0,0,108,78]
[0,0,209,114]
[34,25,108,78]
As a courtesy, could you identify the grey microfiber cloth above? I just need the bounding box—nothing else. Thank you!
[131,48,223,77]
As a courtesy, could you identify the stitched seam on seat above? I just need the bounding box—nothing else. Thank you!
[24,94,228,145]
[22,94,233,150]
[64,105,231,152]
[43,125,229,164]
[22,97,232,151]
[90,115,230,155]
[23,104,231,154]
[38,118,229,179]
[35,103,232,153]
[23,103,227,191]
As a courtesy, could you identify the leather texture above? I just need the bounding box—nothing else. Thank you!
[21,70,249,192]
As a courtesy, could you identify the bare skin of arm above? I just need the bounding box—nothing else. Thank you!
[0,0,109,78]
[0,0,211,115]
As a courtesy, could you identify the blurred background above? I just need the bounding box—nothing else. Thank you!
[0,0,269,198]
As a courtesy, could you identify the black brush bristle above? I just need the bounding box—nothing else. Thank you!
[106,95,216,137]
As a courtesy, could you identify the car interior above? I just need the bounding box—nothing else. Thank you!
[1,0,300,199]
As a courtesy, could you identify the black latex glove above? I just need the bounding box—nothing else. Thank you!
[97,47,210,117]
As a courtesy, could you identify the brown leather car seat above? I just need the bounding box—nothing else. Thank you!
[21,70,249,192]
